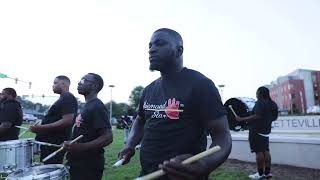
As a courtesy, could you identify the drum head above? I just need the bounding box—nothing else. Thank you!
[6,164,68,180]
[224,97,256,131]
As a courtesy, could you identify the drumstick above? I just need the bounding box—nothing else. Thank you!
[135,146,221,180]
[42,135,83,162]
[18,121,41,137]
[228,105,237,117]
[15,125,29,130]
[34,141,62,148]
[145,109,184,112]
[113,158,125,167]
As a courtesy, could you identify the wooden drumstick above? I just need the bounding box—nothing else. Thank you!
[228,105,238,117]
[42,135,83,162]
[15,125,29,130]
[113,158,125,167]
[18,121,41,137]
[34,141,62,148]
[135,146,221,180]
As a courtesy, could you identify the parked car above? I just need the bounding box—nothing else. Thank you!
[23,113,38,122]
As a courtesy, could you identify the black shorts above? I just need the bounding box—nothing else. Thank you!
[249,131,269,153]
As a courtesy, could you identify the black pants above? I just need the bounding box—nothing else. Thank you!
[40,146,65,164]
[69,164,104,180]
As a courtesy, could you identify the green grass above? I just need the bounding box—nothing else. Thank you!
[19,123,249,180]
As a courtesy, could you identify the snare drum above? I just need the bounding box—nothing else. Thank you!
[0,139,35,173]
[6,164,69,180]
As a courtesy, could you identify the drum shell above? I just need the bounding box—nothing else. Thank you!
[224,97,256,131]
[0,139,34,173]
[6,164,69,180]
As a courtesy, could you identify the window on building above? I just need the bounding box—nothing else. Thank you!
[291,93,295,99]
[292,104,297,113]
[290,84,294,90]
[312,75,317,82]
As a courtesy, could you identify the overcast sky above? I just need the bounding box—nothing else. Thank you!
[1,0,319,105]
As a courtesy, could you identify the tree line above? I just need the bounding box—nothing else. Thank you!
[19,86,144,119]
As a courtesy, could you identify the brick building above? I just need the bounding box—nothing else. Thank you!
[268,69,320,114]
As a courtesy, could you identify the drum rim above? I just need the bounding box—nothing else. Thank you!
[0,139,34,150]
[225,97,256,111]
[6,164,68,179]
[0,138,34,146]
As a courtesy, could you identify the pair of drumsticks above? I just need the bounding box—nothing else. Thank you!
[16,120,41,138]
[121,106,236,180]
[15,123,61,148]
[15,125,83,162]
[42,135,83,162]
[113,146,221,180]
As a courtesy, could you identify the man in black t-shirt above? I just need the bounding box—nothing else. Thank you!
[235,86,278,179]
[30,75,78,164]
[118,28,232,180]
[64,73,113,180]
[0,88,23,141]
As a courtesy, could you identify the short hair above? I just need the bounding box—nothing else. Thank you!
[257,86,271,100]
[88,73,104,92]
[3,88,17,98]
[154,28,183,46]
[56,75,71,84]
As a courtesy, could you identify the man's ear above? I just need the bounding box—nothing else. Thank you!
[92,83,99,91]
[176,46,184,57]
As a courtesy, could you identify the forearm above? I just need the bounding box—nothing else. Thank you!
[39,115,73,132]
[39,120,68,131]
[125,118,144,149]
[239,114,260,122]
[0,127,10,134]
[200,116,232,174]
[201,130,232,173]
[0,122,12,135]
[81,131,113,151]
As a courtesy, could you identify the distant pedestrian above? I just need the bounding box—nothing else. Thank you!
[30,75,78,164]
[0,88,23,141]
[235,86,278,179]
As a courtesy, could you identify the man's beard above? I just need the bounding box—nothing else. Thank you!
[149,62,162,72]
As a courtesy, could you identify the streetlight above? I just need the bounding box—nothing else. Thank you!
[109,85,115,124]
[218,84,225,102]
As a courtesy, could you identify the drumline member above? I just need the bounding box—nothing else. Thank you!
[64,73,113,180]
[0,88,23,141]
[118,28,232,180]
[235,86,278,179]
[30,75,78,164]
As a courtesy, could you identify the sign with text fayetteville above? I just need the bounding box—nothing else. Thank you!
[272,115,320,131]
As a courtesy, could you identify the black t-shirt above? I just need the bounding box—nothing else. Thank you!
[138,68,226,174]
[0,99,23,141]
[36,92,78,144]
[251,99,278,134]
[67,98,111,167]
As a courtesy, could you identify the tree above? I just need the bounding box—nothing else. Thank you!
[105,101,130,119]
[129,86,144,110]
[16,96,50,113]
